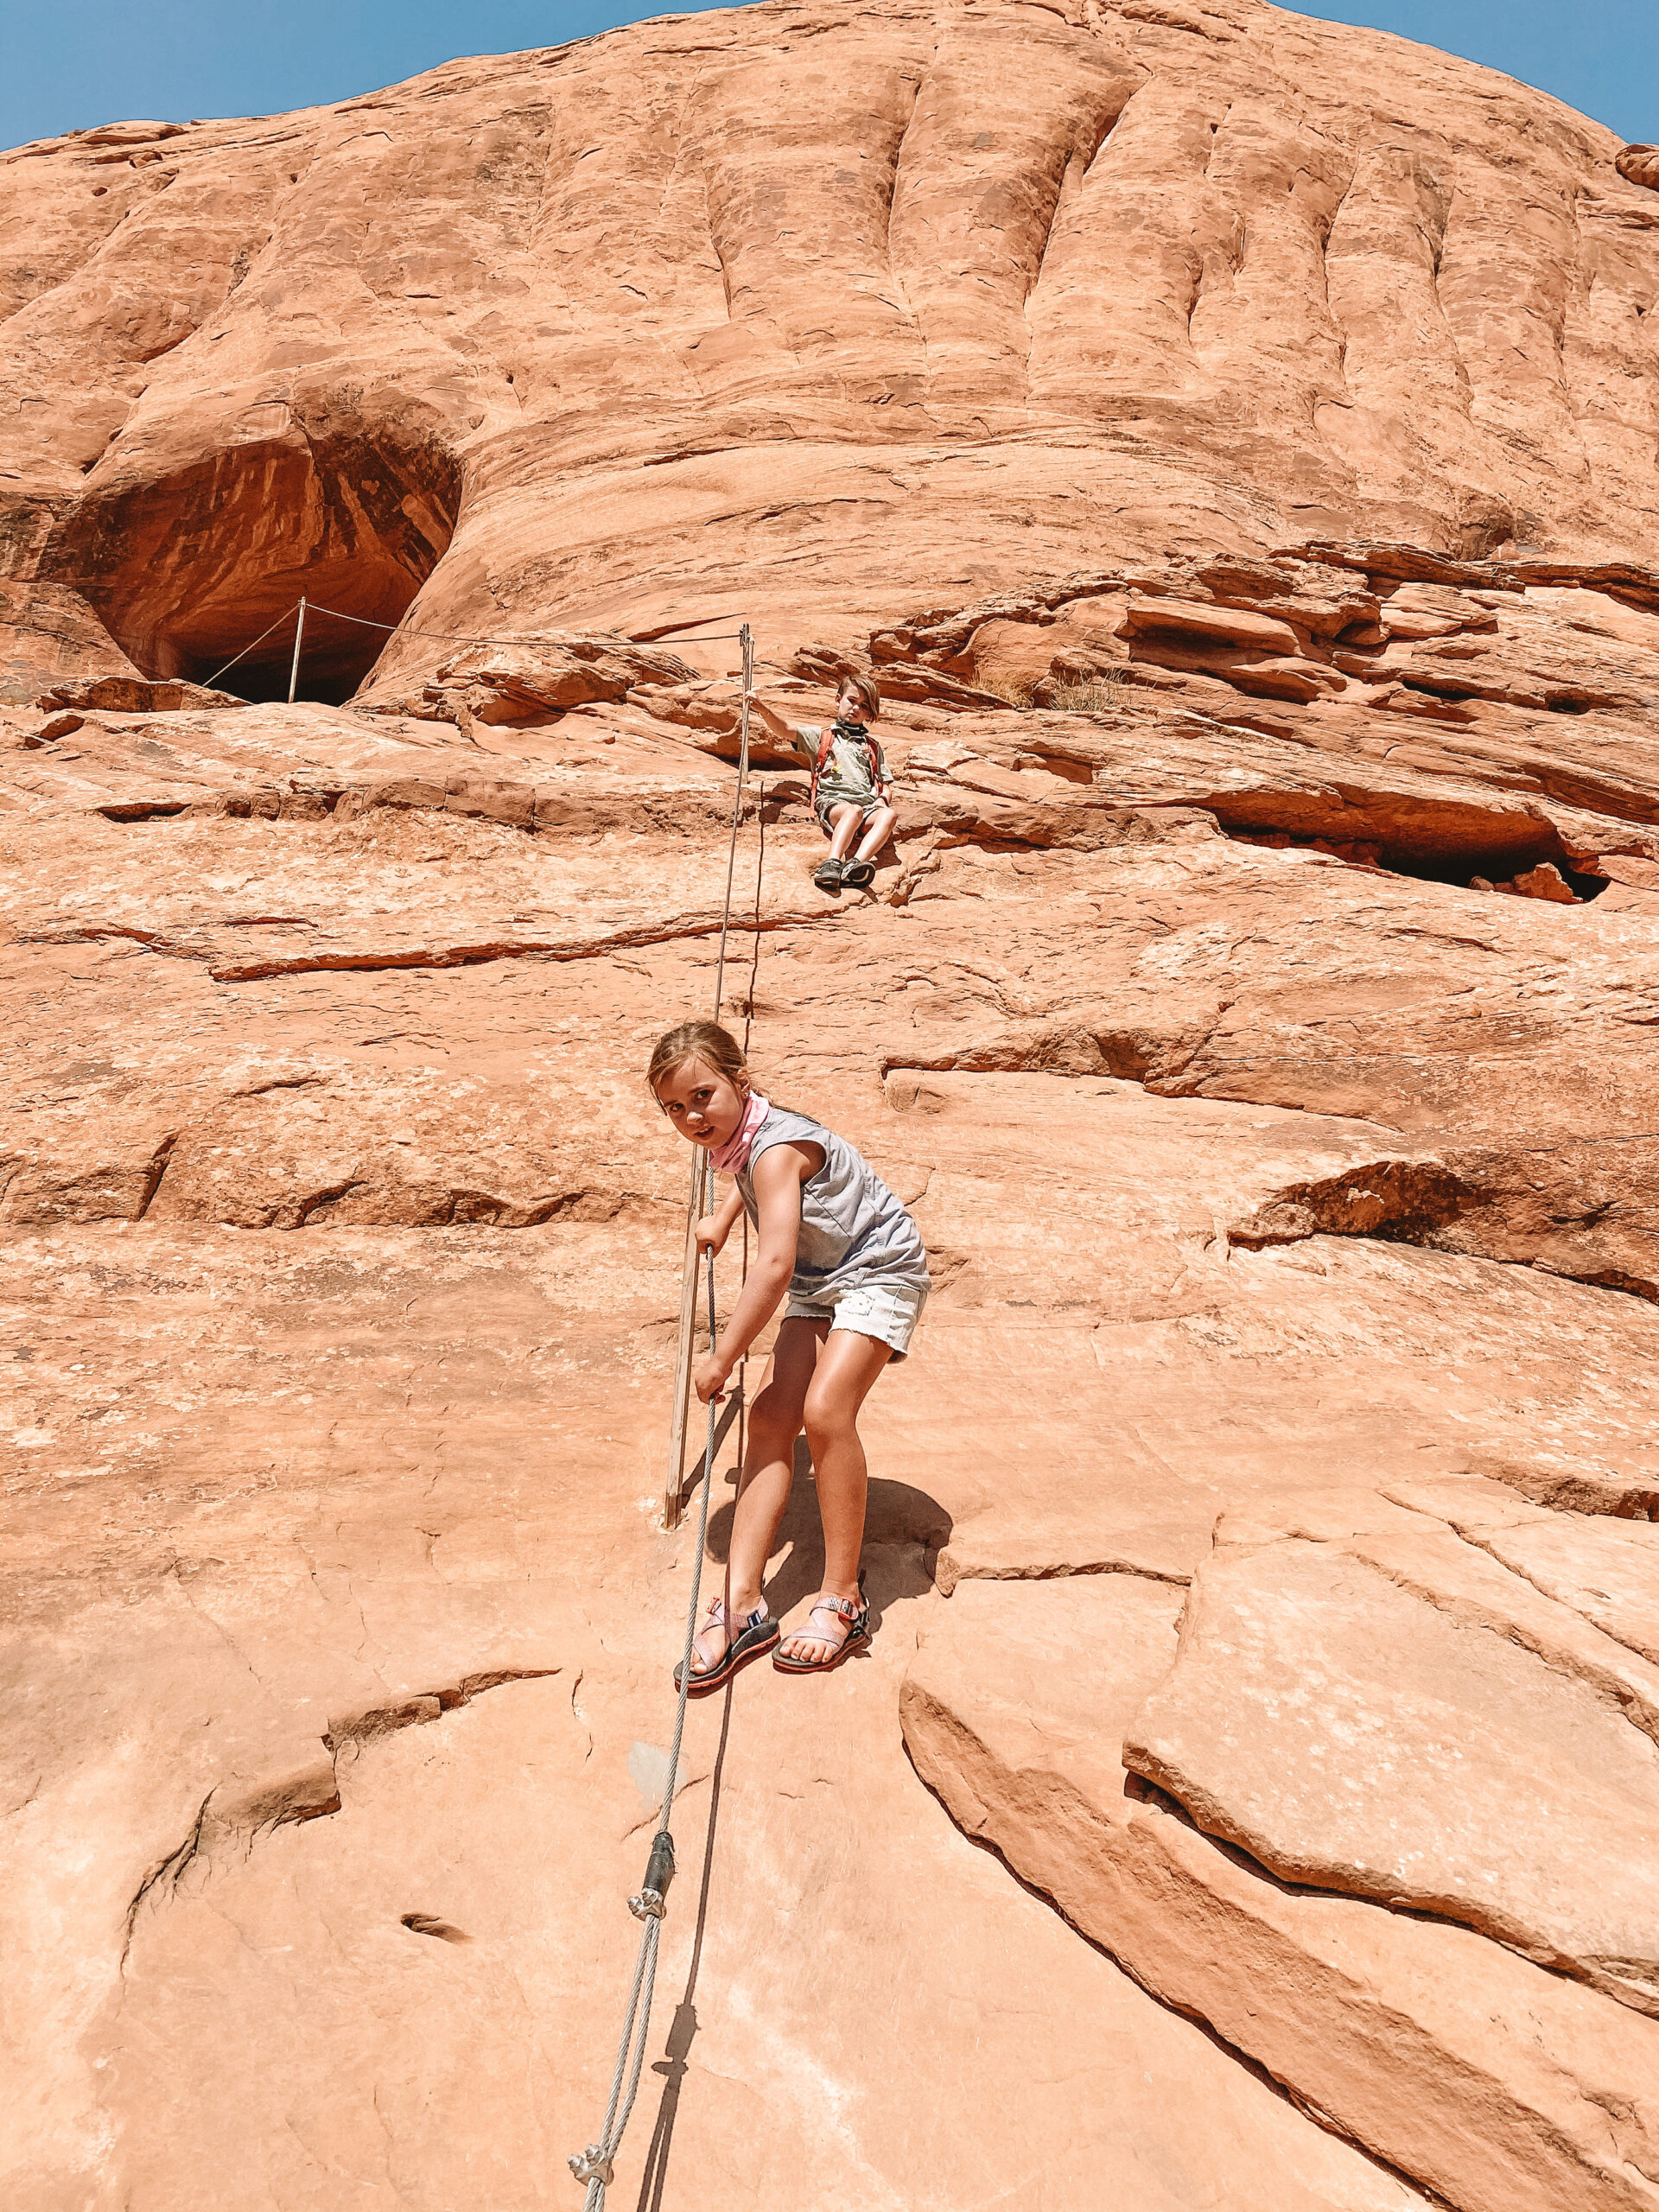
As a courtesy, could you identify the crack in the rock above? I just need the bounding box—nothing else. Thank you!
[1324,1539,1659,1755]
[204,907,841,982]
[569,1668,593,1764]
[121,1665,559,1967]
[26,902,845,987]
[940,1559,1192,1593]
[230,1074,328,1100]
[291,1176,368,1224]
[1400,1509,1659,1672]
[4,1771,46,1820]
[28,924,168,950]
[898,1707,1463,2211]
[131,1131,178,1221]
[122,1794,214,1971]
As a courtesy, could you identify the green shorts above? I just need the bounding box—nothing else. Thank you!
[815,791,883,835]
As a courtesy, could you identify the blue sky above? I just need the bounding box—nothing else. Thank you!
[3,1,1656,153]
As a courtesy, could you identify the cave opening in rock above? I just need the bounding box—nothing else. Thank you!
[48,420,461,705]
[1226,826,1611,901]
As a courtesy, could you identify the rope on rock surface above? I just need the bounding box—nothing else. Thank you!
[662,621,756,1529]
[712,622,757,1051]
[569,623,766,2209]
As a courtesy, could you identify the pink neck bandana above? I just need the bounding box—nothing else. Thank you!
[709,1090,771,1175]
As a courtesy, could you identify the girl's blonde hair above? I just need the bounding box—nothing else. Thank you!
[646,1019,749,1096]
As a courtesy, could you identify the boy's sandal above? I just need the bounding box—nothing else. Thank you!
[773,1591,871,1675]
[675,1596,779,1698]
[840,858,876,889]
[813,856,844,892]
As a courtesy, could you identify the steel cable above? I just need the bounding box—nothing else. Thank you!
[300,600,747,648]
[569,625,759,2207]
[199,600,305,691]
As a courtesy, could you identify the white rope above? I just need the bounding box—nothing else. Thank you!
[569,623,760,2208]
[568,1212,734,2208]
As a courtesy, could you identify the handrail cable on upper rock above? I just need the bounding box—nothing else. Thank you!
[196,595,747,694]
[302,600,748,647]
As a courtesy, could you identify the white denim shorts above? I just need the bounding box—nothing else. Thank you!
[784,1279,928,1360]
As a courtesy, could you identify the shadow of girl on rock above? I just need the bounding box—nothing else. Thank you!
[704,1439,952,1640]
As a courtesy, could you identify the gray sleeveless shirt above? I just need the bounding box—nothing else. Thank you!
[735,1106,931,1301]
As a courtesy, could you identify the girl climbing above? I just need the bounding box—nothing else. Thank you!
[647,1020,931,1689]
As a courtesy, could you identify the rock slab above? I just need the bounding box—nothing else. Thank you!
[904,1577,1659,2212]
[1126,1535,1659,2015]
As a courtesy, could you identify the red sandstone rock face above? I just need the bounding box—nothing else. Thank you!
[4,0,1659,704]
[8,7,1659,2211]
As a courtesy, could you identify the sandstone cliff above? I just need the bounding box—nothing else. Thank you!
[5,0,1659,703]
[5,5,1659,2209]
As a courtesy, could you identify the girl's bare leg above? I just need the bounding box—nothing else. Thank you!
[709,1319,824,1652]
[854,804,895,861]
[783,1328,893,1662]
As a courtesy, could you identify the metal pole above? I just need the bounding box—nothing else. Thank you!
[287,596,307,703]
[661,1147,707,1531]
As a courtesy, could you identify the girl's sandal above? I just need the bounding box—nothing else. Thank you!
[675,1596,779,1698]
[772,1590,871,1675]
[840,858,876,889]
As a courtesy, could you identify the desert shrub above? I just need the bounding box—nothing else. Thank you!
[1041,670,1126,714]
[979,673,1035,709]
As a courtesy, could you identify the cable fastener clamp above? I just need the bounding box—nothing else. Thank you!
[569,2144,614,2186]
[628,1829,677,1922]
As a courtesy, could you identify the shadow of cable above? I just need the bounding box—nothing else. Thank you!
[632,1628,737,2212]
[632,1443,951,2202]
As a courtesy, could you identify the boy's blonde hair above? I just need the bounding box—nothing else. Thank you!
[839,669,880,721]
[646,1019,748,1096]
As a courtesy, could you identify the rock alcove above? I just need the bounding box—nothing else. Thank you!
[45,419,461,703]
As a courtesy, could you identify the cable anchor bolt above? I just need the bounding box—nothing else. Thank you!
[569,2144,614,2186]
[627,1828,676,1922]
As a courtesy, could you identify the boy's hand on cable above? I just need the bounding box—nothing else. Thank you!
[694,1352,732,1404]
[694,1213,728,1255]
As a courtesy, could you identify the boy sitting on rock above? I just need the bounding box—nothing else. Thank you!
[748,671,895,893]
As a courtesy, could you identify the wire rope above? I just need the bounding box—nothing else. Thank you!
[569,623,760,2209]
[301,601,747,649]
[199,601,306,690]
